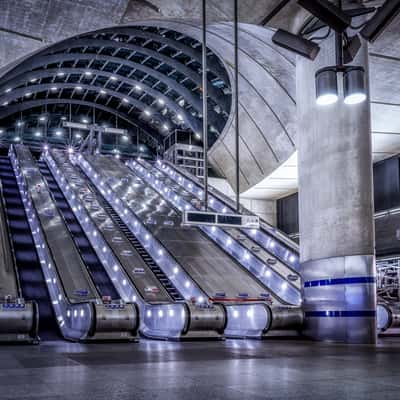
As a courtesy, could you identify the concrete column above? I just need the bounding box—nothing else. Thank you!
[297,34,376,344]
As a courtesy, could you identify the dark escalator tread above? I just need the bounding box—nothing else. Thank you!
[0,157,60,340]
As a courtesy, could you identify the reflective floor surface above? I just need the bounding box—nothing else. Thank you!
[1,338,400,400]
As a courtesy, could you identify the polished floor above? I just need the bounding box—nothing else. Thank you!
[1,338,400,400]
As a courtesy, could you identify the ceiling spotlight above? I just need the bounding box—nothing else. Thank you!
[39,116,47,122]
[25,92,32,97]
[315,67,338,106]
[177,113,184,121]
[110,75,118,81]
[162,124,169,131]
[297,0,351,33]
[122,135,128,142]
[144,109,151,116]
[360,0,400,43]
[272,29,320,60]
[0,129,3,134]
[56,72,65,77]
[343,67,366,105]
[75,86,83,91]
[67,146,74,154]
[195,132,201,139]
[55,130,63,136]
[75,133,82,139]
[16,121,24,127]
[157,98,165,105]
[122,98,129,103]
[30,78,37,83]
[5,88,11,93]
[100,89,107,95]
[82,118,89,124]
[134,84,142,91]
[61,116,67,121]
[43,144,49,151]
[34,131,41,137]
[2,102,8,106]
[84,71,93,76]
[50,86,58,91]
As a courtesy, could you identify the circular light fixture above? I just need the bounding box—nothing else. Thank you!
[344,67,366,105]
[315,68,338,106]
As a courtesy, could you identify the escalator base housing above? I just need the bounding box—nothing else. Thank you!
[0,300,39,343]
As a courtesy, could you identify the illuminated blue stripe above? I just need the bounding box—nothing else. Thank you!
[306,310,376,318]
[304,276,376,288]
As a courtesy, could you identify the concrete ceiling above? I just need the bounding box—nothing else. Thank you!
[0,0,285,70]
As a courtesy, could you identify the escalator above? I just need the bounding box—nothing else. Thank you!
[11,145,139,341]
[43,149,226,340]
[130,158,301,305]
[0,156,55,341]
[78,153,303,338]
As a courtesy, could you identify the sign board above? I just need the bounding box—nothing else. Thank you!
[183,211,259,229]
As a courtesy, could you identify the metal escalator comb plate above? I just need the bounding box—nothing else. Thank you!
[133,267,145,274]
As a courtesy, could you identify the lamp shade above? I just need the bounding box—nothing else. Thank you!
[344,67,366,105]
[315,68,338,106]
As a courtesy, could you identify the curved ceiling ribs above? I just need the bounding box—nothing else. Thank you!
[0,24,232,150]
